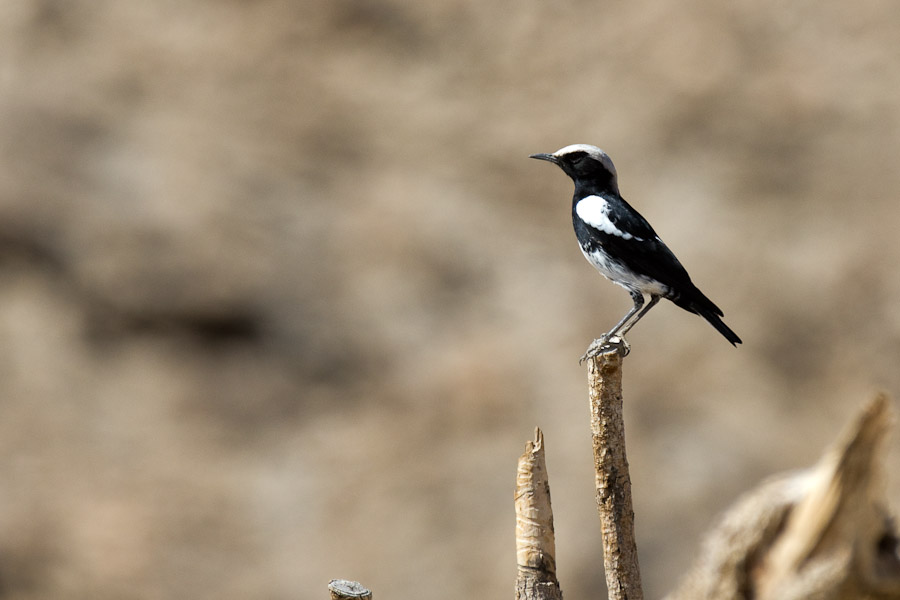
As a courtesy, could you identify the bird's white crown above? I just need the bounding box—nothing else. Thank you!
[552,144,617,178]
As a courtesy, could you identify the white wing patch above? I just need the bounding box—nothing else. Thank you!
[575,196,643,241]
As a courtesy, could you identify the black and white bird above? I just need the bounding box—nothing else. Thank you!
[530,144,741,361]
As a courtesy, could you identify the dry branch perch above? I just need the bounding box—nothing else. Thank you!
[666,394,900,600]
[328,579,372,600]
[588,348,644,600]
[515,428,563,600]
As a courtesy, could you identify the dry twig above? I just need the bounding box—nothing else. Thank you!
[515,428,563,600]
[328,579,372,600]
[667,394,900,600]
[587,347,643,600]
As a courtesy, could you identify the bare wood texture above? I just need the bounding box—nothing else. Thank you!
[328,579,372,600]
[667,394,900,600]
[515,428,563,600]
[588,348,644,600]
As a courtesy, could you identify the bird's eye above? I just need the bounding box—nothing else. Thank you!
[567,151,588,164]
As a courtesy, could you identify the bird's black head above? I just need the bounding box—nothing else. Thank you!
[530,144,619,192]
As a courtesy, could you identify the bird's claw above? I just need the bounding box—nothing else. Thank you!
[579,335,630,364]
[579,335,610,364]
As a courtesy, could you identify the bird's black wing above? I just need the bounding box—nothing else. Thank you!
[612,201,730,315]
[576,195,695,292]
[594,225,691,290]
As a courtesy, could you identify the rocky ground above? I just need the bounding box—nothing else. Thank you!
[1,1,899,598]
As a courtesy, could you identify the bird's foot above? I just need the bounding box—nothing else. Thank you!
[579,335,630,364]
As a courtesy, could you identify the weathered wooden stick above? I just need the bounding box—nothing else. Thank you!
[515,427,564,600]
[328,579,372,600]
[666,394,900,600]
[588,348,643,600]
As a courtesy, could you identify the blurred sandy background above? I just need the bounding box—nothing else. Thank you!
[1,1,899,598]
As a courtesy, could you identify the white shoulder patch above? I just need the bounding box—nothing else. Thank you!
[576,196,642,241]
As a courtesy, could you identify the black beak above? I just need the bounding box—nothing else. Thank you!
[529,153,558,163]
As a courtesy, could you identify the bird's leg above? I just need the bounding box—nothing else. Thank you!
[617,294,661,337]
[605,290,645,339]
[579,291,643,363]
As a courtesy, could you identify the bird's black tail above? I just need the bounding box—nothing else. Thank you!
[675,288,742,346]
[694,305,742,346]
